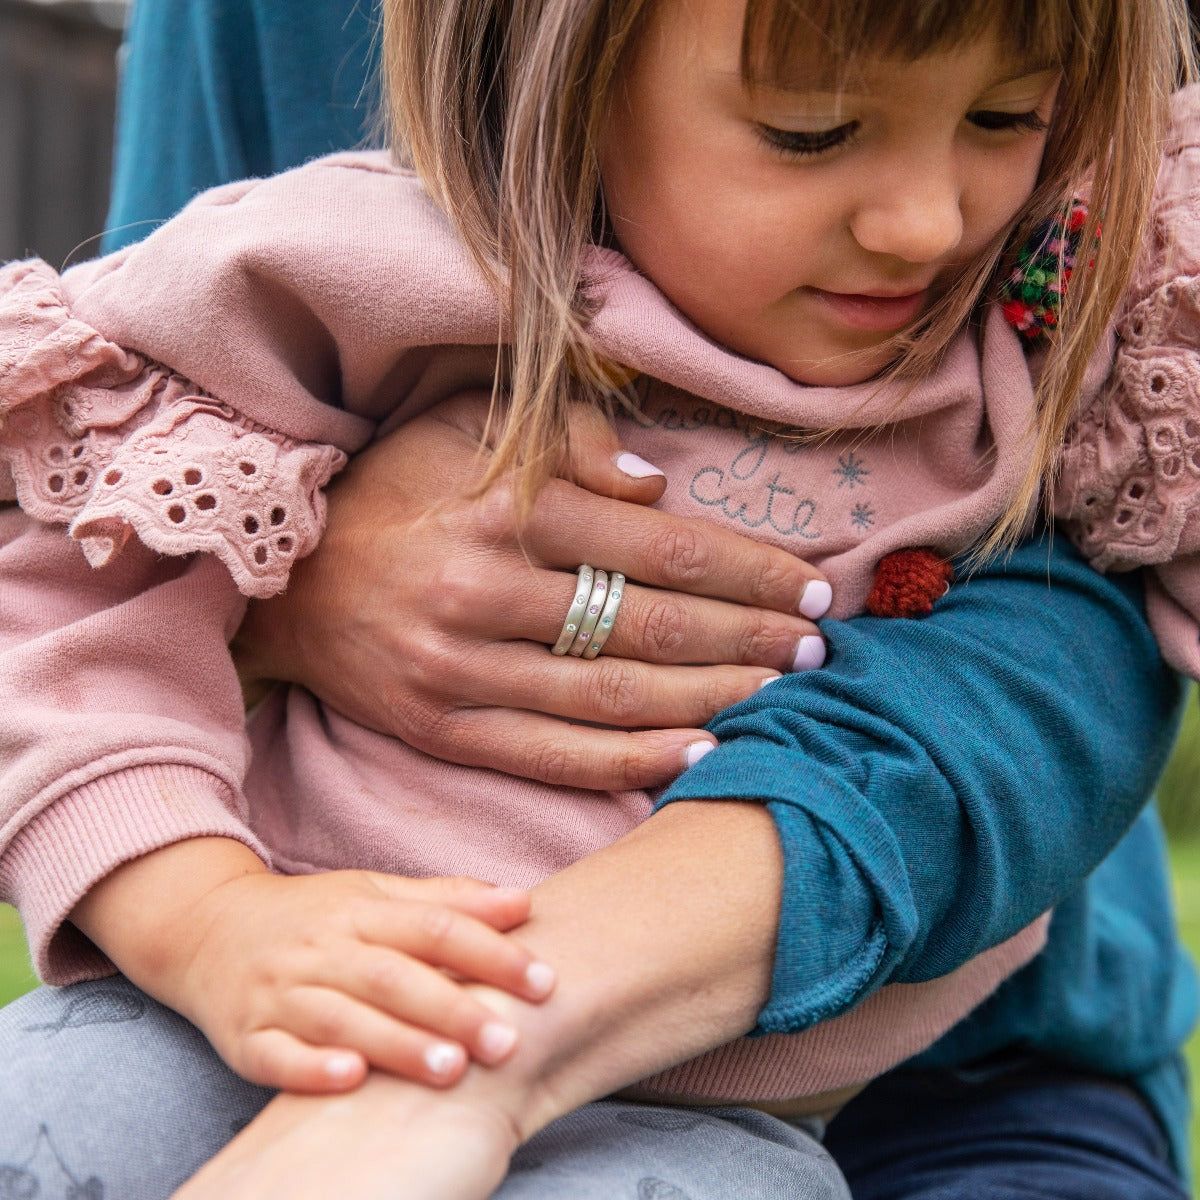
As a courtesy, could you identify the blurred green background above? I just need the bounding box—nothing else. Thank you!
[1,695,1198,1162]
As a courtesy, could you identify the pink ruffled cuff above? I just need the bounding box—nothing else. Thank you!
[0,260,347,597]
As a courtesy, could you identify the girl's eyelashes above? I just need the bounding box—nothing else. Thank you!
[757,107,1048,161]
[966,109,1050,134]
[756,122,859,158]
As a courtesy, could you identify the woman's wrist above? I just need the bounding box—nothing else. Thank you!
[450,799,782,1140]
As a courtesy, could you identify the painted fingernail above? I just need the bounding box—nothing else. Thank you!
[684,740,715,768]
[792,635,827,672]
[615,451,666,479]
[324,1052,360,1081]
[525,961,556,997]
[757,673,782,690]
[798,580,833,619]
[478,1022,518,1061]
[425,1042,465,1077]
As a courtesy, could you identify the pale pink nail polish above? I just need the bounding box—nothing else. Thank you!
[684,740,715,768]
[792,635,826,672]
[799,580,833,619]
[615,451,666,479]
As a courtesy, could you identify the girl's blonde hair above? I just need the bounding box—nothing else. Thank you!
[383,0,1196,546]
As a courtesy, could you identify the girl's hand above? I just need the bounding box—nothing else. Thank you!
[172,867,555,1094]
[73,839,554,1096]
[234,395,830,791]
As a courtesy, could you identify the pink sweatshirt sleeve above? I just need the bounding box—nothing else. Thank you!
[0,510,267,984]
[1056,85,1200,677]
[0,243,345,985]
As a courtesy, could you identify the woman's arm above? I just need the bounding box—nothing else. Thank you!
[178,535,1184,1199]
[103,0,378,252]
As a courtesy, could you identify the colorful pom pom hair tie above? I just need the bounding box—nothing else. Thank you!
[999,199,1094,347]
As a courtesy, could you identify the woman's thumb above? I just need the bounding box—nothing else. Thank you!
[565,403,667,504]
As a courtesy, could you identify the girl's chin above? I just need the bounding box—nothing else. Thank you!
[775,345,900,388]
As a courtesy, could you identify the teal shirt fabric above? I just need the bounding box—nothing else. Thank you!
[659,533,1196,1172]
[107,3,1197,1171]
[104,0,380,252]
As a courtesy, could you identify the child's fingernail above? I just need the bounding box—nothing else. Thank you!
[615,451,666,479]
[425,1042,465,1077]
[792,635,826,672]
[684,740,715,768]
[798,580,832,619]
[478,1022,518,1061]
[490,886,528,902]
[525,961,556,997]
[325,1052,360,1081]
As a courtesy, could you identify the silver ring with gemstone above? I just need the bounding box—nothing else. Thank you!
[551,564,595,655]
[569,569,609,657]
[581,572,625,659]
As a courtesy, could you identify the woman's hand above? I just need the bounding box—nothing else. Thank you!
[173,1068,519,1200]
[234,396,830,790]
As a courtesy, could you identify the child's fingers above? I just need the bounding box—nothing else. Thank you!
[355,887,556,1002]
[274,985,481,1084]
[233,1026,369,1094]
[307,943,526,1065]
[384,874,533,931]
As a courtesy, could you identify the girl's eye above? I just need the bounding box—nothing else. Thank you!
[756,122,859,158]
[966,109,1049,134]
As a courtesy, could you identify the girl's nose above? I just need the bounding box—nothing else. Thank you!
[850,168,964,265]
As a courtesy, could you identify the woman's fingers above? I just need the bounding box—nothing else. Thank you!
[455,568,819,671]
[385,704,718,790]
[519,477,832,617]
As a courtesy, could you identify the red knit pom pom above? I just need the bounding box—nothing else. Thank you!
[866,548,954,618]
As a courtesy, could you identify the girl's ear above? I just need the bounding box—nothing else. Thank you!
[564,402,668,504]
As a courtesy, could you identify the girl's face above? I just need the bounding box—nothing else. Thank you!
[599,0,1061,386]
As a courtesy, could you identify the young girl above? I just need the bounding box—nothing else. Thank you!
[0,0,1196,1197]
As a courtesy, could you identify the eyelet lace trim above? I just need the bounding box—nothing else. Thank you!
[1057,276,1200,571]
[0,259,346,597]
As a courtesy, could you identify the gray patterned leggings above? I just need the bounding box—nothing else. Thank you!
[0,978,851,1199]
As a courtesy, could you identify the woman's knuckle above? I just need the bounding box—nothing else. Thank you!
[472,484,520,542]
[639,594,688,658]
[648,525,711,585]
[586,662,642,722]
[746,554,798,607]
[733,615,785,663]
[528,741,574,786]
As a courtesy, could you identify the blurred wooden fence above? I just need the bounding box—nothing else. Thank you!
[0,0,125,267]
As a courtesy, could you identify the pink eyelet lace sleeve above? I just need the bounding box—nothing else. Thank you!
[0,259,347,598]
[1055,87,1200,676]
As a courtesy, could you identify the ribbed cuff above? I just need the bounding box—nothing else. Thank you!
[1,763,267,984]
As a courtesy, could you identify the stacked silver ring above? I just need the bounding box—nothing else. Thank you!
[551,564,627,659]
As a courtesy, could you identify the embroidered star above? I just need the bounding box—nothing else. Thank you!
[850,502,875,530]
[833,452,870,488]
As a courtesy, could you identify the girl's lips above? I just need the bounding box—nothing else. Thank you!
[810,288,929,332]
